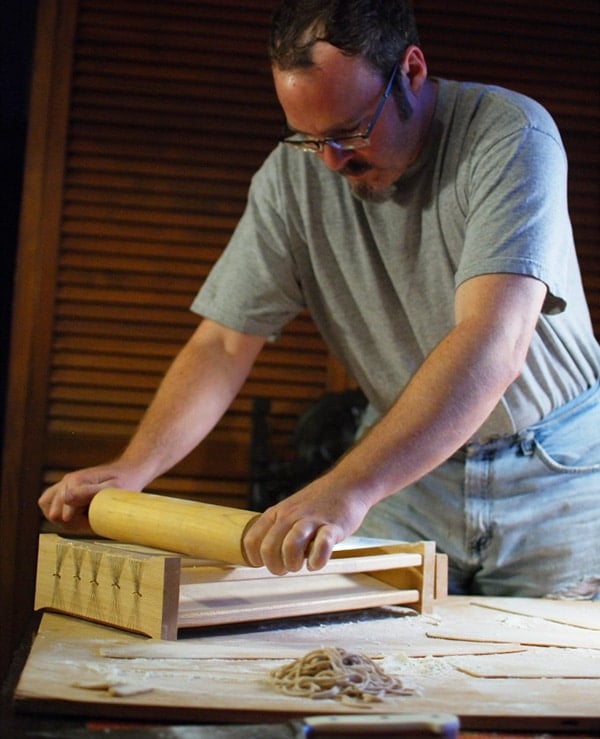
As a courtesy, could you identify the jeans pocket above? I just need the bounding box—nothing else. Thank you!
[528,433,600,474]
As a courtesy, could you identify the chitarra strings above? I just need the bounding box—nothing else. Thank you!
[269,646,413,706]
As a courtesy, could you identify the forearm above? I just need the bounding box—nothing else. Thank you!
[240,273,548,574]
[117,319,265,486]
[326,318,517,506]
[321,274,546,508]
[39,319,265,526]
[239,324,524,573]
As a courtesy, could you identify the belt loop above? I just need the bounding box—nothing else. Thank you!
[450,445,468,462]
[519,432,535,457]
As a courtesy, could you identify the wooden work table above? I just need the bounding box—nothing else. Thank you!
[9,596,600,735]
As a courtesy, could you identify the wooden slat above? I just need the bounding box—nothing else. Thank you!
[47,0,328,497]
[1,0,79,686]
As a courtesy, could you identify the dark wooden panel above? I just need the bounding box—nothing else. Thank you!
[414,0,600,330]
[42,0,338,513]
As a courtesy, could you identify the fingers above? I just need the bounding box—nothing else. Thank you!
[306,524,338,571]
[243,508,341,575]
[49,506,94,534]
[38,470,117,525]
[278,519,318,574]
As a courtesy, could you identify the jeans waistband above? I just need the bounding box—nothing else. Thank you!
[451,432,524,462]
[450,379,600,463]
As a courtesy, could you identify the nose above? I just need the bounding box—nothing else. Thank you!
[319,144,354,172]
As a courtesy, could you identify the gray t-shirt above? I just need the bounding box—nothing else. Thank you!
[192,78,600,441]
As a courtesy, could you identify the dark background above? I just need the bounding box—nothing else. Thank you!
[1,0,37,453]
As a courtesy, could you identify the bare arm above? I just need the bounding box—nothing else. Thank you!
[244,272,548,574]
[39,319,266,527]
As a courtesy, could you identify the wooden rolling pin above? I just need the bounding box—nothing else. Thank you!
[88,488,260,565]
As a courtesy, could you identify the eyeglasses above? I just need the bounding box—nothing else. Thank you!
[280,61,400,154]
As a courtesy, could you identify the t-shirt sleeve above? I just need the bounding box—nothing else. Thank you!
[454,108,571,315]
[190,155,305,335]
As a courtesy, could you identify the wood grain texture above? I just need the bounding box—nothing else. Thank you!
[13,598,600,731]
[34,532,442,638]
[88,489,259,565]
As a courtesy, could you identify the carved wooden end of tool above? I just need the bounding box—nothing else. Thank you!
[34,489,447,639]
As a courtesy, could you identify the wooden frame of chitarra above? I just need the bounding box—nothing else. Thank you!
[34,534,447,639]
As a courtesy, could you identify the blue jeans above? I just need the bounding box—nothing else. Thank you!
[358,381,600,597]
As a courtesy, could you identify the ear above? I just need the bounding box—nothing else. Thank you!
[401,45,428,93]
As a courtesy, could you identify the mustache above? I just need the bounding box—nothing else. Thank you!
[339,159,373,177]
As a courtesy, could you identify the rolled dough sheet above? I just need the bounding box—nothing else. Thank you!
[100,640,526,660]
[427,625,600,649]
[450,647,600,678]
[100,643,320,660]
[15,608,600,726]
[427,610,600,650]
[98,601,527,661]
[472,597,600,631]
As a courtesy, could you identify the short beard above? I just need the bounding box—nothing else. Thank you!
[349,180,398,203]
[347,87,413,204]
[340,162,397,203]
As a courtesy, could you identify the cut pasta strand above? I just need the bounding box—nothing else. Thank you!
[269,646,413,706]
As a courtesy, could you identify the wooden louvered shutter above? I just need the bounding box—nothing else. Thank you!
[414,1,599,328]
[38,0,350,507]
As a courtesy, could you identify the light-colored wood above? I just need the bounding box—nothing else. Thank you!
[361,540,437,613]
[177,573,419,628]
[434,553,449,602]
[34,534,181,640]
[179,550,423,583]
[88,488,259,565]
[13,600,600,730]
[34,532,444,638]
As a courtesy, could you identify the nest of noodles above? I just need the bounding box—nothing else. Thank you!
[269,646,413,707]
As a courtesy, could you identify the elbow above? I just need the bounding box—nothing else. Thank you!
[494,334,531,394]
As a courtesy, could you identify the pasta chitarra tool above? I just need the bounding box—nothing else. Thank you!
[34,489,448,638]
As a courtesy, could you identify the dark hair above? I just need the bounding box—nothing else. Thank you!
[269,0,420,76]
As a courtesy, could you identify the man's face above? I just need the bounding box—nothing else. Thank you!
[273,42,427,202]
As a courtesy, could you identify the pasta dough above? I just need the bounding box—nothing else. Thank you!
[269,646,413,706]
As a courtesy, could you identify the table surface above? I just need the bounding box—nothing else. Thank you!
[10,596,600,735]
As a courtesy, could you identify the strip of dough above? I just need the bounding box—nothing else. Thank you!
[427,623,600,649]
[450,648,600,678]
[100,640,525,660]
[471,597,600,631]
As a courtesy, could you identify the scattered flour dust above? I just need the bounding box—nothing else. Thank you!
[384,652,456,680]
[496,613,539,629]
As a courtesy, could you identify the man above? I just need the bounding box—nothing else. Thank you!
[39,0,600,597]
